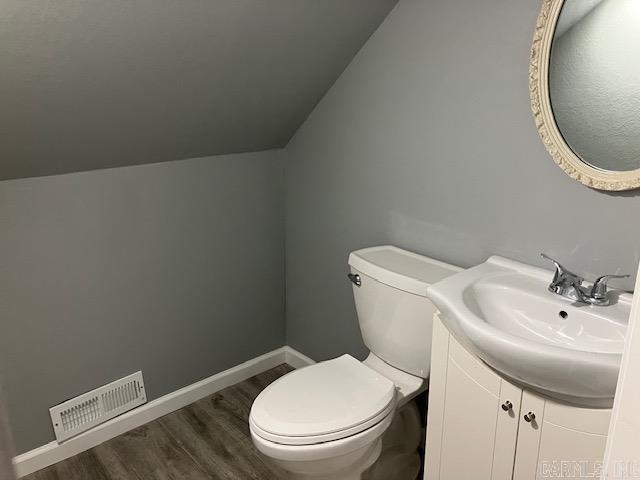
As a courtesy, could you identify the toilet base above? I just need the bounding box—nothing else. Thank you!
[363,400,422,480]
[277,440,382,480]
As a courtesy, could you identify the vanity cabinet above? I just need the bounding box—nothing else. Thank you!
[425,314,610,480]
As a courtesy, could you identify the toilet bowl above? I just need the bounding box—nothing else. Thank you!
[249,246,461,479]
[250,360,395,479]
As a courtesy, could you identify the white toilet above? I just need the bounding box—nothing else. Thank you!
[249,245,461,480]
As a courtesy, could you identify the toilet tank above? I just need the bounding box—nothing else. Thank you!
[348,246,461,378]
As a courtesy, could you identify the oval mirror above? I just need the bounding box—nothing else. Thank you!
[530,0,640,190]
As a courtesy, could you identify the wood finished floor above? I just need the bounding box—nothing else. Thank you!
[24,365,293,480]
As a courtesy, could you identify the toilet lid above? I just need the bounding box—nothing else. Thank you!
[250,355,396,445]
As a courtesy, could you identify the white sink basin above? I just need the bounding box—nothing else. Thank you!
[427,256,631,406]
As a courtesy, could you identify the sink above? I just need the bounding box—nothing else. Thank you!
[427,256,631,406]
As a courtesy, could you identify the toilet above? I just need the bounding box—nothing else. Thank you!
[249,245,461,480]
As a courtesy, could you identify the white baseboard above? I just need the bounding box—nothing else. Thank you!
[282,345,316,369]
[13,345,315,478]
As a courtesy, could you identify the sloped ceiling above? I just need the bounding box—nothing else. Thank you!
[0,0,397,180]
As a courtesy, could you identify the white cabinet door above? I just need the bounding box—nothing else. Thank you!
[536,399,610,480]
[492,380,523,480]
[438,350,500,479]
[425,315,521,480]
[513,391,546,480]
[513,391,610,480]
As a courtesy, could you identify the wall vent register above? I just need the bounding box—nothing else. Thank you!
[49,371,146,442]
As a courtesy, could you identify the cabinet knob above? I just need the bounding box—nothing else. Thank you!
[501,401,513,412]
[524,412,536,423]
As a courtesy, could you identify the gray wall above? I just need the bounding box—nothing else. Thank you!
[284,0,640,361]
[0,0,397,180]
[0,150,285,453]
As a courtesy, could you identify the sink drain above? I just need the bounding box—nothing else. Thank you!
[559,310,568,319]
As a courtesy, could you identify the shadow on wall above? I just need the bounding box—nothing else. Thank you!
[0,387,16,480]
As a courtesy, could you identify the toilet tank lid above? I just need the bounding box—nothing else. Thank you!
[348,245,462,297]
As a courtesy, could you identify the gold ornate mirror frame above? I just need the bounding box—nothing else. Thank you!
[530,0,640,191]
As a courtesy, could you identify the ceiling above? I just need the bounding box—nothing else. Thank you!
[0,0,397,180]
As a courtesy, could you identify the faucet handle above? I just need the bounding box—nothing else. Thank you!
[540,253,581,284]
[590,274,630,300]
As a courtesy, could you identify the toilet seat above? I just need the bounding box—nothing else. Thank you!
[250,355,396,446]
[250,399,395,446]
[250,410,395,463]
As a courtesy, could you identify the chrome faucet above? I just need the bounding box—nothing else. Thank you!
[540,253,628,306]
